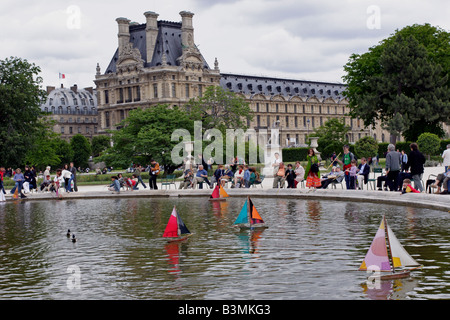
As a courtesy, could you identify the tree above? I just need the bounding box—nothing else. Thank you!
[24,119,61,170]
[185,85,253,133]
[51,137,74,168]
[343,24,450,143]
[417,132,440,160]
[98,105,195,172]
[354,136,379,159]
[70,134,91,168]
[309,118,350,158]
[91,135,110,157]
[0,56,47,167]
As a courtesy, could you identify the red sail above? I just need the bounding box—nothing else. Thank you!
[163,207,179,238]
[210,185,220,198]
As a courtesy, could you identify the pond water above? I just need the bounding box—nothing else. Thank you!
[0,197,449,300]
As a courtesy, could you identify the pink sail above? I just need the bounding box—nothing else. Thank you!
[359,219,391,272]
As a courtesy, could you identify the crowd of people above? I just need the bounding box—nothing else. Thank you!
[107,160,160,193]
[1,143,449,200]
[0,163,79,200]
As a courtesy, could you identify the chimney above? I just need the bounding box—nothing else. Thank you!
[180,11,194,50]
[46,86,55,95]
[71,84,78,93]
[84,87,94,94]
[144,11,159,62]
[116,17,131,56]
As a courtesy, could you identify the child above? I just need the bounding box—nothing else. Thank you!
[125,176,137,191]
[401,179,420,194]
[285,164,296,188]
[108,176,121,193]
[51,169,64,198]
[346,160,358,189]
[117,173,125,189]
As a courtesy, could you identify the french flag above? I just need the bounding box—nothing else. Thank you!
[59,73,66,79]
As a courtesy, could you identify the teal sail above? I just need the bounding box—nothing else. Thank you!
[233,200,249,225]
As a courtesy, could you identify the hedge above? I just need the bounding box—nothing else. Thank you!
[282,147,310,162]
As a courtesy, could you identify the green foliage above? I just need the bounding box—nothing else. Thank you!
[309,118,350,158]
[282,147,310,162]
[52,137,74,168]
[185,85,253,133]
[70,134,92,168]
[343,24,450,142]
[24,119,61,170]
[394,141,413,154]
[354,136,379,159]
[91,135,110,157]
[0,56,47,167]
[417,132,441,157]
[98,105,194,172]
[439,139,450,154]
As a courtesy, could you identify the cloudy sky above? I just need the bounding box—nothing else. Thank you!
[1,0,448,89]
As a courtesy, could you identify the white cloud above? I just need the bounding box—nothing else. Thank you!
[1,0,448,87]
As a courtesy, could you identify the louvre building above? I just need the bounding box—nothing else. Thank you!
[94,10,393,147]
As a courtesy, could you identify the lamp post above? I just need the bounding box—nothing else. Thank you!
[306,118,310,143]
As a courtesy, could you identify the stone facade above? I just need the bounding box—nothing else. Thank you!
[94,11,221,133]
[94,10,393,147]
[40,85,99,141]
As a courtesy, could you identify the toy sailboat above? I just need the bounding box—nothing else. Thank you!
[359,215,421,280]
[209,185,229,201]
[233,196,268,229]
[163,206,192,243]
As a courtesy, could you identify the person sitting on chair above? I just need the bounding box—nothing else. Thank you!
[318,165,345,189]
[356,157,370,190]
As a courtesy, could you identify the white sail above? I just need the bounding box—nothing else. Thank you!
[387,224,420,268]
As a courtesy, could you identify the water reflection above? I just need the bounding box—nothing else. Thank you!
[236,229,265,254]
[0,198,448,299]
[361,277,421,300]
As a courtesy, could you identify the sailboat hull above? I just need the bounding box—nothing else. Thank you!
[167,233,193,243]
[234,224,269,230]
[377,270,411,281]
[208,198,227,201]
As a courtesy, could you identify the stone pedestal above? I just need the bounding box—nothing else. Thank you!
[309,137,321,161]
[262,127,282,176]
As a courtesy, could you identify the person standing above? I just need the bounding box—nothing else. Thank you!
[135,165,147,189]
[0,167,6,197]
[385,144,402,191]
[336,145,355,189]
[69,162,78,192]
[304,148,321,189]
[61,165,73,192]
[401,150,408,172]
[442,144,450,172]
[149,159,160,190]
[405,143,426,192]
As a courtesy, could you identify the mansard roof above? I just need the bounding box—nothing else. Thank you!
[105,21,210,74]
[220,73,346,101]
[41,87,98,115]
